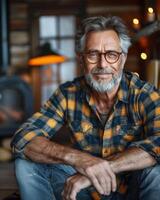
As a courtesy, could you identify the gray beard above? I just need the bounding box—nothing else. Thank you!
[85,71,122,93]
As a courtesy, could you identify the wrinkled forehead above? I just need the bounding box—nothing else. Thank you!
[85,30,121,51]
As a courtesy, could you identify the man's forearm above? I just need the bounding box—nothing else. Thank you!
[24,139,64,163]
[24,136,85,164]
[108,147,156,174]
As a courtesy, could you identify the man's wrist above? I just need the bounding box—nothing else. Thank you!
[108,160,119,174]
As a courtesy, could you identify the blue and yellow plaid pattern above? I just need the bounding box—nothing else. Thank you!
[11,71,160,198]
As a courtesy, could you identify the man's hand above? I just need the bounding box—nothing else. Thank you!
[73,153,117,195]
[62,174,91,200]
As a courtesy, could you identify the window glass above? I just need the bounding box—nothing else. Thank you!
[60,39,75,58]
[50,39,58,51]
[51,64,58,81]
[39,16,57,37]
[60,61,76,83]
[42,83,58,104]
[60,16,76,36]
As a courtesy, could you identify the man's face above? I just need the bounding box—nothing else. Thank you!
[83,30,127,93]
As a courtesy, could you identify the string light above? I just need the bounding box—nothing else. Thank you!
[132,18,140,30]
[133,18,139,25]
[140,52,147,60]
[148,7,154,13]
[147,7,155,22]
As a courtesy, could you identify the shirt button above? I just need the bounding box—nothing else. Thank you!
[115,125,121,134]
[105,149,110,154]
[103,148,111,156]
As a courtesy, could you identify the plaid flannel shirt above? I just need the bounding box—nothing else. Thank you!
[11,71,160,198]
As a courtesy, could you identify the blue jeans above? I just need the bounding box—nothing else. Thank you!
[15,159,160,200]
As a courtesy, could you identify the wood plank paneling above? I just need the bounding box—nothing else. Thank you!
[0,162,18,199]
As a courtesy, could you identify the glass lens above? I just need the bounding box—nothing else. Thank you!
[87,52,98,63]
[105,51,120,63]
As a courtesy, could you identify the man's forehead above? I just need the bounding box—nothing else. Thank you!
[86,30,119,39]
[85,30,120,50]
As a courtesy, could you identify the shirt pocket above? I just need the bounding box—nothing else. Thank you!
[112,123,143,151]
[69,120,93,133]
[69,120,100,153]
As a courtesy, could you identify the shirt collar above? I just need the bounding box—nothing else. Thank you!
[117,72,129,103]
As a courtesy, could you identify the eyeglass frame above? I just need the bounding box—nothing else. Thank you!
[82,50,123,64]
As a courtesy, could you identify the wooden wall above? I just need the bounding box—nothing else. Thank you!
[9,1,30,71]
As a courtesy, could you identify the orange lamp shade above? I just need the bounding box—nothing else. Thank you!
[28,42,67,66]
[28,54,67,66]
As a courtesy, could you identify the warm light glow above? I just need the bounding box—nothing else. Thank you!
[132,18,140,30]
[28,55,67,66]
[140,52,147,60]
[148,7,154,13]
[133,18,139,25]
[147,7,155,22]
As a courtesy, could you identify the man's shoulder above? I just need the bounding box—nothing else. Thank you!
[59,76,86,93]
[124,71,159,94]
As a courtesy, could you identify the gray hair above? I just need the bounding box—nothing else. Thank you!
[76,16,131,54]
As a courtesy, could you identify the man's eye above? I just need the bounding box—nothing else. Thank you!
[107,52,118,58]
[88,52,98,57]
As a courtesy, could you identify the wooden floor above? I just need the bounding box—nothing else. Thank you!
[0,161,19,200]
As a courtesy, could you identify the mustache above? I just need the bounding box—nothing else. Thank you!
[91,67,114,74]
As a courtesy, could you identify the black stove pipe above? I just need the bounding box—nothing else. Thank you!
[0,0,9,75]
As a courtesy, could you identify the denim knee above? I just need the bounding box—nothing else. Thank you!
[15,158,57,200]
[139,164,160,184]
[15,158,37,186]
[138,165,160,200]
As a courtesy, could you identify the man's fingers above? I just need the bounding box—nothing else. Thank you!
[69,183,80,200]
[95,172,110,195]
[63,180,74,200]
[83,162,117,195]
[62,175,83,200]
[104,165,117,192]
[111,172,117,192]
[85,170,105,194]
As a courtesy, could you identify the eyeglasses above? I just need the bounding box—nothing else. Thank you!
[84,50,123,64]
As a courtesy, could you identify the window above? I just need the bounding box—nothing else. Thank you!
[39,15,77,103]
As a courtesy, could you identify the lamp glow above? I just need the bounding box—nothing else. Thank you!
[28,42,67,66]
[28,55,66,66]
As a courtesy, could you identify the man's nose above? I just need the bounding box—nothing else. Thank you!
[99,53,109,68]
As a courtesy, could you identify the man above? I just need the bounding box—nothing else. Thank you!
[11,16,160,200]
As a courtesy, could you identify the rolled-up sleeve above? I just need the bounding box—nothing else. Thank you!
[130,88,160,163]
[11,87,67,158]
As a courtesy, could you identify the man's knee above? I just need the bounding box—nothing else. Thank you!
[140,164,160,185]
[15,158,38,186]
[138,165,160,199]
[15,159,57,200]
[126,165,160,200]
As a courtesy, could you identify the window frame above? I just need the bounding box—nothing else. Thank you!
[29,4,84,111]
